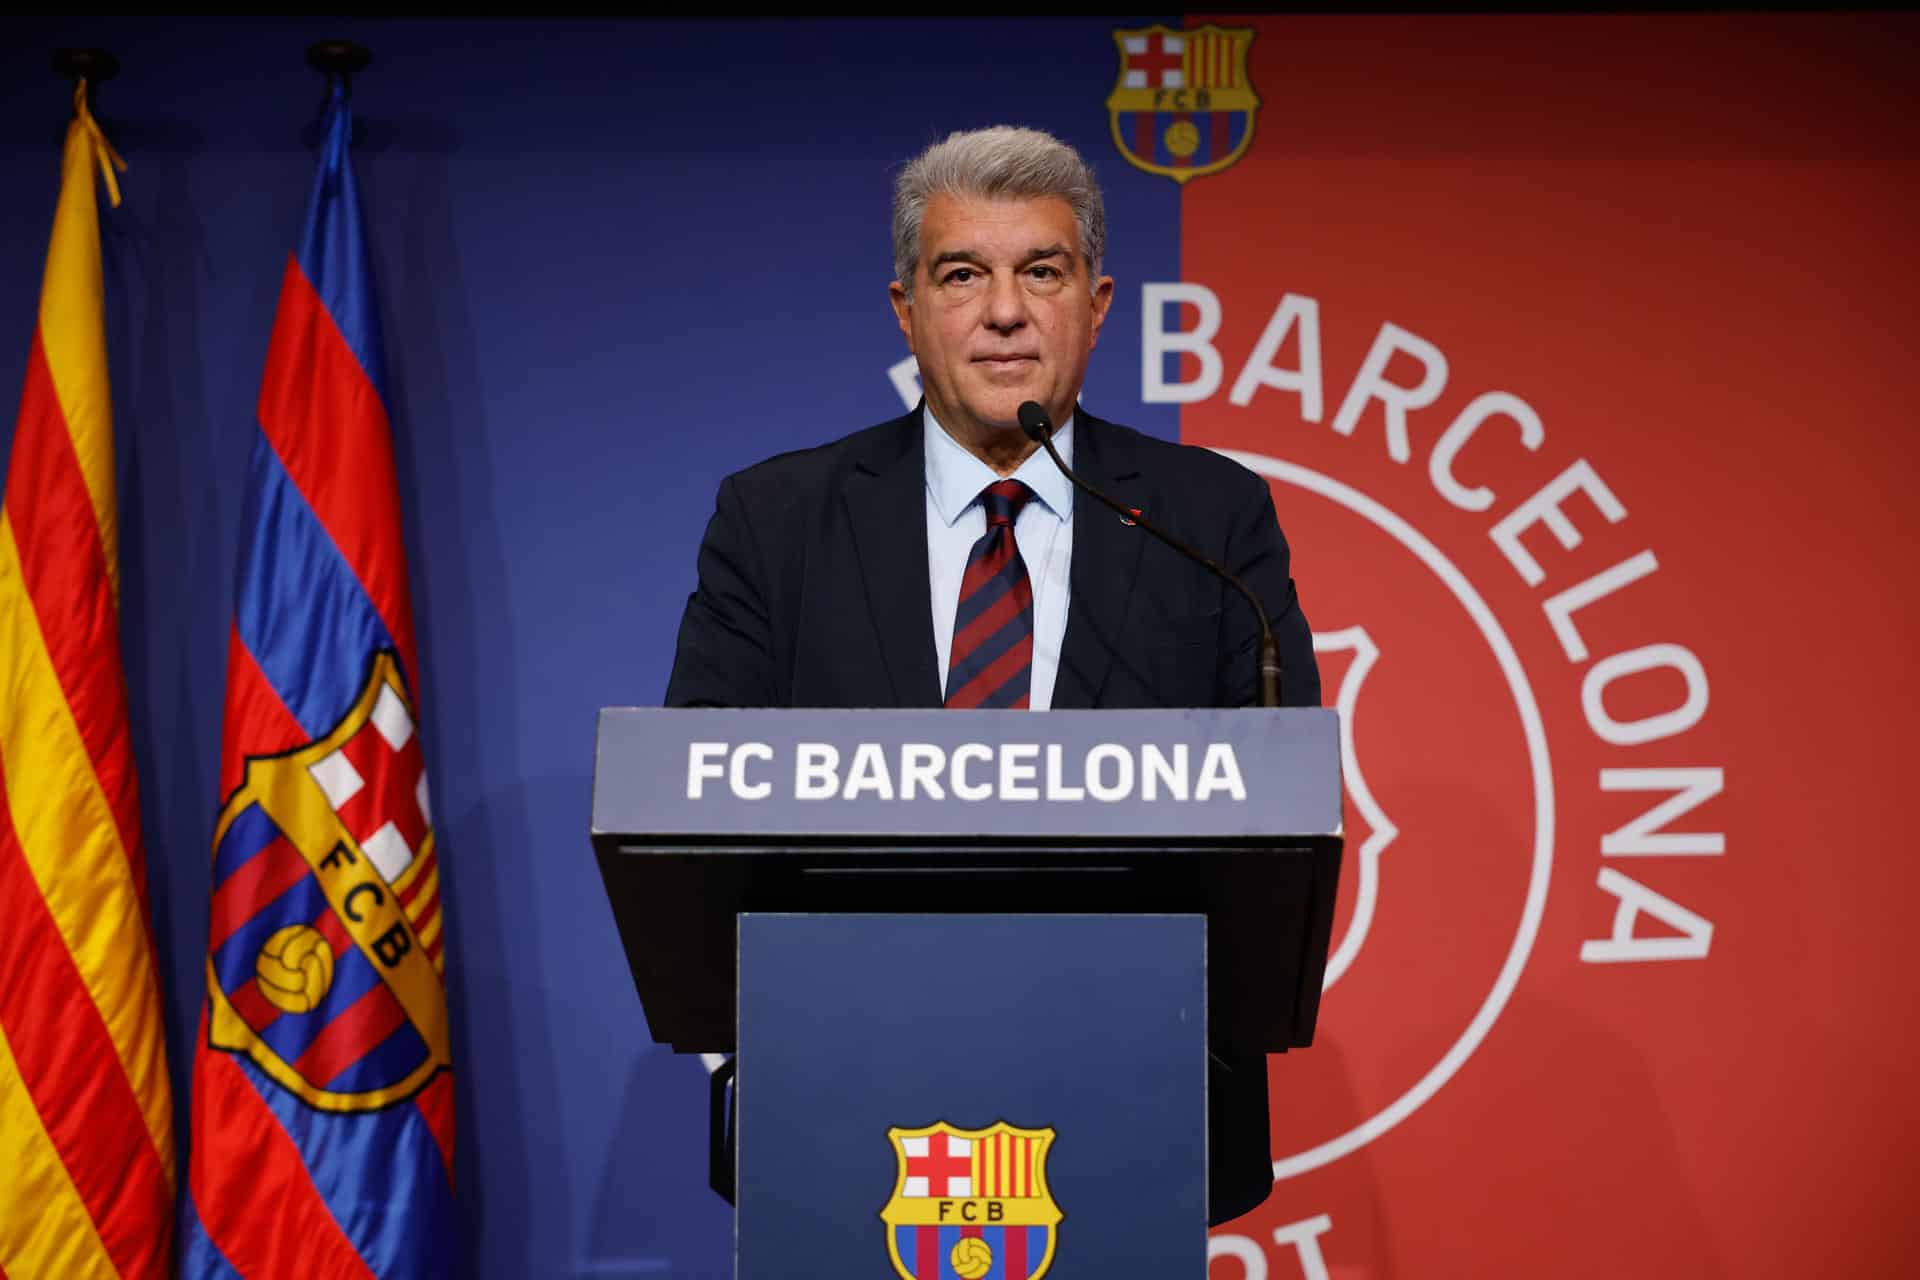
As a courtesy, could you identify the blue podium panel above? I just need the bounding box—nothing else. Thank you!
[737,913,1206,1280]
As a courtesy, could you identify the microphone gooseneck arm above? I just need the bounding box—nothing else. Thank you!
[1015,401,1283,708]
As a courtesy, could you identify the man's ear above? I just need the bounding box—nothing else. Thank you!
[1088,274,1115,349]
[888,280,914,349]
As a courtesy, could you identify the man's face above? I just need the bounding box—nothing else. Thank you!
[890,193,1114,441]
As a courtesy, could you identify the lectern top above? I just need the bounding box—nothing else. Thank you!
[589,706,1343,1053]
[592,706,1340,844]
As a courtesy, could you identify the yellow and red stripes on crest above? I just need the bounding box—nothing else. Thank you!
[391,840,447,974]
[1184,30,1244,91]
[1186,29,1243,90]
[970,1130,1039,1199]
[0,87,174,1280]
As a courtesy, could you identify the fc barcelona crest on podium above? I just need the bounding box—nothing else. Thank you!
[881,1121,1063,1279]
[204,651,452,1111]
[1106,24,1260,184]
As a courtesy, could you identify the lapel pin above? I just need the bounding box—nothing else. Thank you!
[1121,506,1141,527]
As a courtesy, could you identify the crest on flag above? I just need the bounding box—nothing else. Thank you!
[1105,24,1260,184]
[204,650,451,1112]
[880,1121,1062,1280]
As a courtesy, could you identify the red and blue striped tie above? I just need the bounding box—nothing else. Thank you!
[946,479,1036,708]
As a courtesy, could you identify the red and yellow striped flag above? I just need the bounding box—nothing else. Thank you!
[0,82,177,1279]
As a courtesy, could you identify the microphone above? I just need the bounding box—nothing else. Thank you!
[1016,401,1283,708]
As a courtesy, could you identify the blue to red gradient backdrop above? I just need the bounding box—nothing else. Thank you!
[2,13,1913,1278]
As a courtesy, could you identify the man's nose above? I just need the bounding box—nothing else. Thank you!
[982,272,1027,332]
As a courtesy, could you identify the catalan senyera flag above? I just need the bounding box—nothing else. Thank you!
[177,82,455,1279]
[0,84,177,1280]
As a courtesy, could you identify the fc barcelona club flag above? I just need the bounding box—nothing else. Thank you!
[0,83,176,1280]
[178,81,457,1278]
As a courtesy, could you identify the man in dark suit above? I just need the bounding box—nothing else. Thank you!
[665,125,1318,1225]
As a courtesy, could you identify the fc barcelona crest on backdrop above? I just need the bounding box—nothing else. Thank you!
[881,1121,1063,1280]
[204,651,451,1111]
[1106,25,1260,184]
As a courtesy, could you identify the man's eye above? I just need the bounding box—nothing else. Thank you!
[942,267,978,285]
[1029,265,1059,280]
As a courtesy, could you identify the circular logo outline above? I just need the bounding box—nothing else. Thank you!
[1214,449,1558,1180]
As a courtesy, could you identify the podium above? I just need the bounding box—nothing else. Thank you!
[591,707,1341,1278]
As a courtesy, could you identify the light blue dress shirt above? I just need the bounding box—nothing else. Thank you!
[925,407,1074,710]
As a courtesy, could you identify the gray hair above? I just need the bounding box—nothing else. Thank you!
[891,126,1106,297]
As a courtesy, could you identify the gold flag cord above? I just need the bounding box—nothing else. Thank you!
[71,79,127,208]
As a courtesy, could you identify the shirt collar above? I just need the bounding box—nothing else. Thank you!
[924,404,1075,528]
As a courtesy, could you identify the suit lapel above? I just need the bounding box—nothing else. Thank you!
[1054,412,1148,709]
[843,413,943,707]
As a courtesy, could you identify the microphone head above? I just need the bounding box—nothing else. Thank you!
[1017,401,1053,441]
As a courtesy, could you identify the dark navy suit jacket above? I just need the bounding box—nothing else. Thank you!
[665,406,1320,1223]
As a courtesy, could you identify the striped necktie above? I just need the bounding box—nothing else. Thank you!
[945,479,1035,709]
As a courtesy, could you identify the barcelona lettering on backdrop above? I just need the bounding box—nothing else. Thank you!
[1140,281,1720,962]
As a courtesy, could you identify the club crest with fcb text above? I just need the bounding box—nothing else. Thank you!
[881,1121,1062,1280]
[1106,24,1260,184]
[204,650,451,1111]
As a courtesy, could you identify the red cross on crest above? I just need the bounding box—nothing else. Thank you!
[300,652,448,974]
[308,682,431,887]
[1125,32,1183,87]
[905,1136,972,1195]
